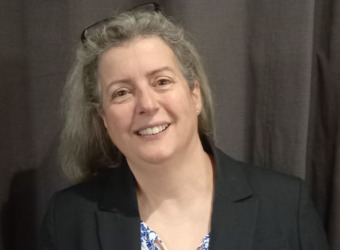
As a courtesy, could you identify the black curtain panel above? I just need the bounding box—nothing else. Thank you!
[1,0,339,249]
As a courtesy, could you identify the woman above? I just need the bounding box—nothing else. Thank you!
[39,4,329,250]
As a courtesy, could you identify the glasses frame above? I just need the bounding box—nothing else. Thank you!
[80,2,162,43]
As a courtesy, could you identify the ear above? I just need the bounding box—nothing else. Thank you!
[98,108,108,129]
[102,116,108,129]
[191,81,202,113]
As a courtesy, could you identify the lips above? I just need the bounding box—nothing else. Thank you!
[137,124,170,136]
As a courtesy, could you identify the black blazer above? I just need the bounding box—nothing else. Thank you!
[39,147,329,250]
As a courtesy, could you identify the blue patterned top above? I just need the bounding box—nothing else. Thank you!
[140,221,210,250]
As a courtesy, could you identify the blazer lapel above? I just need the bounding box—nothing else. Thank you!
[96,211,140,250]
[209,147,259,250]
[96,161,141,250]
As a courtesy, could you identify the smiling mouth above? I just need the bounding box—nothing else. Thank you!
[137,124,170,136]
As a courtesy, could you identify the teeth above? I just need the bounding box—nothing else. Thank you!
[152,126,159,134]
[138,124,168,136]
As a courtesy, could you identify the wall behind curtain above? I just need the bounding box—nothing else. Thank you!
[1,0,338,249]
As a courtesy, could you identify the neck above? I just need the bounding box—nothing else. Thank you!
[127,137,214,218]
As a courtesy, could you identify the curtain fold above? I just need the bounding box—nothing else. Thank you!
[307,0,340,247]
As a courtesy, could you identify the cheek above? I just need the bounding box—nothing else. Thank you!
[103,106,132,133]
[170,90,197,113]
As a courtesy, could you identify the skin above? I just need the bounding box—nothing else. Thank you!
[98,36,214,249]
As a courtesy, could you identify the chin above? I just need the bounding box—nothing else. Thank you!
[138,150,174,165]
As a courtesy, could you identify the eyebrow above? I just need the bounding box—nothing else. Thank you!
[146,66,175,78]
[105,66,175,91]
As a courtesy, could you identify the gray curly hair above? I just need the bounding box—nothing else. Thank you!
[60,9,215,182]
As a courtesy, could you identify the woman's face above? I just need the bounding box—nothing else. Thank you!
[97,36,201,165]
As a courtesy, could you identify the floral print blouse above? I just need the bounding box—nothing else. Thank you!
[140,221,210,250]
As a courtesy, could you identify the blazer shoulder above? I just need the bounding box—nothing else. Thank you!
[240,159,302,194]
[215,147,304,201]
[54,167,118,206]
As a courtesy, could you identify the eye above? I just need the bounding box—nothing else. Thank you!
[154,78,173,89]
[157,79,171,86]
[111,88,132,103]
[115,89,129,96]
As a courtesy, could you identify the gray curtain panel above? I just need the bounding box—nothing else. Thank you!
[1,0,339,249]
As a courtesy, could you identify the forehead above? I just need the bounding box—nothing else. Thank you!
[98,36,178,71]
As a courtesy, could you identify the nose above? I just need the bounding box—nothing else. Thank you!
[135,88,159,115]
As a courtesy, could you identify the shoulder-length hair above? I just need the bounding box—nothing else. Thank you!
[60,9,215,182]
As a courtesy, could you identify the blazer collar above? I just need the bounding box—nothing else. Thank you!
[98,144,253,210]
[98,159,139,216]
[208,144,258,250]
[213,147,253,201]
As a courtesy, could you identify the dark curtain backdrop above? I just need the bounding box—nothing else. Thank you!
[1,0,339,249]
